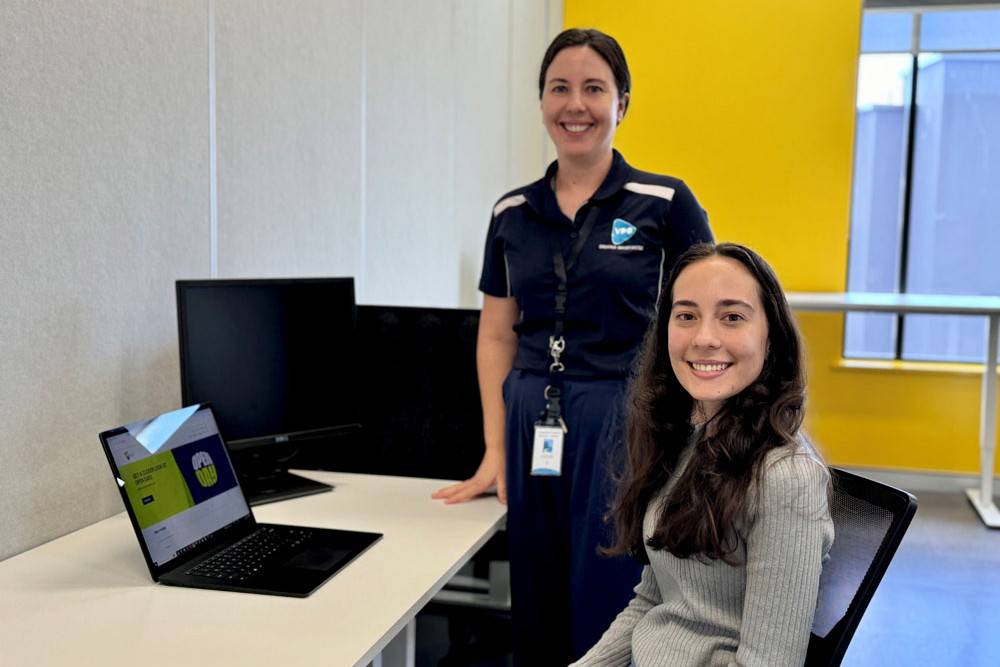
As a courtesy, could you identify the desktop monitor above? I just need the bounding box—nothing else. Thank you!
[175,277,360,504]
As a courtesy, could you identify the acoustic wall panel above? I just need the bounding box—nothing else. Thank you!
[0,0,210,560]
[509,0,561,183]
[451,0,561,308]
[452,0,512,308]
[363,0,459,307]
[214,0,364,280]
[0,0,555,562]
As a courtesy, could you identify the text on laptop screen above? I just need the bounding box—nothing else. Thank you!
[105,406,251,567]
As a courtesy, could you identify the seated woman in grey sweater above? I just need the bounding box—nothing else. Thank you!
[573,242,833,667]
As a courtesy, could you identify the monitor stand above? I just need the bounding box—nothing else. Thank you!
[238,467,333,506]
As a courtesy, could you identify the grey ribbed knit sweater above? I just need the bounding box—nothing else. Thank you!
[572,436,834,667]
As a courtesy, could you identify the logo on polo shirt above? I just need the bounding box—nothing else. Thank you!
[599,218,644,252]
[611,219,637,245]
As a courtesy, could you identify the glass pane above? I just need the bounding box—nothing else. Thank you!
[920,9,1000,52]
[901,53,1000,362]
[845,54,912,359]
[855,52,913,107]
[901,314,991,364]
[844,313,897,360]
[861,12,913,53]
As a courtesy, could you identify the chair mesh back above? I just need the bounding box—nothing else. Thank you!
[806,469,916,667]
[812,489,893,636]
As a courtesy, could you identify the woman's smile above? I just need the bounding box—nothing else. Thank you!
[688,360,734,377]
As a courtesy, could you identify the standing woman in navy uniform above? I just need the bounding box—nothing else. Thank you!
[434,28,714,664]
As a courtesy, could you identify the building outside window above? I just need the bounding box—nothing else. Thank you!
[845,4,1000,362]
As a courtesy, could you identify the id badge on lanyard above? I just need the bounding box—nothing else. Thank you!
[532,369,568,476]
[530,205,600,477]
[531,423,565,476]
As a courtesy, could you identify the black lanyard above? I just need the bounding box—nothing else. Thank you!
[541,205,601,430]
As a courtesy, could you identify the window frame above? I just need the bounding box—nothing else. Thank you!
[845,4,1000,362]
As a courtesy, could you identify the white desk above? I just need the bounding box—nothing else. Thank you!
[0,471,507,666]
[786,291,1000,527]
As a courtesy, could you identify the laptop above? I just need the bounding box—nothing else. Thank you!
[98,403,382,597]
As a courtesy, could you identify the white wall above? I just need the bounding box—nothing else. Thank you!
[0,0,560,562]
[214,0,366,281]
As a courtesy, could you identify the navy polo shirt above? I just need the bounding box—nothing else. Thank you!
[479,150,713,379]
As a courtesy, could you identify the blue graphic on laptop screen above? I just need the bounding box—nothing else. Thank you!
[172,434,239,504]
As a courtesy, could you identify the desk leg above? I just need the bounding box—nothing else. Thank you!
[372,618,415,667]
[966,314,1000,528]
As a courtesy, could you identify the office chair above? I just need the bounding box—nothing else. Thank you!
[805,467,918,667]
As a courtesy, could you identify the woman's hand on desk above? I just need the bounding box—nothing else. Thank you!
[432,447,507,505]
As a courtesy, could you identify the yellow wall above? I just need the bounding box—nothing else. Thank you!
[565,0,999,475]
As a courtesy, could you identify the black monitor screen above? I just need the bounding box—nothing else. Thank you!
[176,278,358,451]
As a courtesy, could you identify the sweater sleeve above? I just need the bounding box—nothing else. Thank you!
[570,565,661,667]
[732,453,834,667]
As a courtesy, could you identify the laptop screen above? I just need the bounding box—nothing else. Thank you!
[104,404,251,568]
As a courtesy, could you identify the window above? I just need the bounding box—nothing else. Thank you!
[845,6,1000,363]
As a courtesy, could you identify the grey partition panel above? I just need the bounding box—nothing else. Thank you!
[214,0,364,279]
[0,1,210,560]
[312,305,484,481]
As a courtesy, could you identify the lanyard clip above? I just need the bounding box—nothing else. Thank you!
[542,385,568,433]
[548,335,566,372]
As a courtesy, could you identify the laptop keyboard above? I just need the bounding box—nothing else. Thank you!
[185,526,311,581]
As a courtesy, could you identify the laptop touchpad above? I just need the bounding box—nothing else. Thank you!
[282,547,352,571]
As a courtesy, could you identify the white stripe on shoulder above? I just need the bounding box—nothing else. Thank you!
[657,248,666,300]
[503,253,512,297]
[493,194,528,218]
[624,182,676,201]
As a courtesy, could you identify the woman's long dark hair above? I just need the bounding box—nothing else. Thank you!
[604,242,807,565]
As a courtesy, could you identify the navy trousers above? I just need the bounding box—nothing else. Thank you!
[503,370,642,665]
